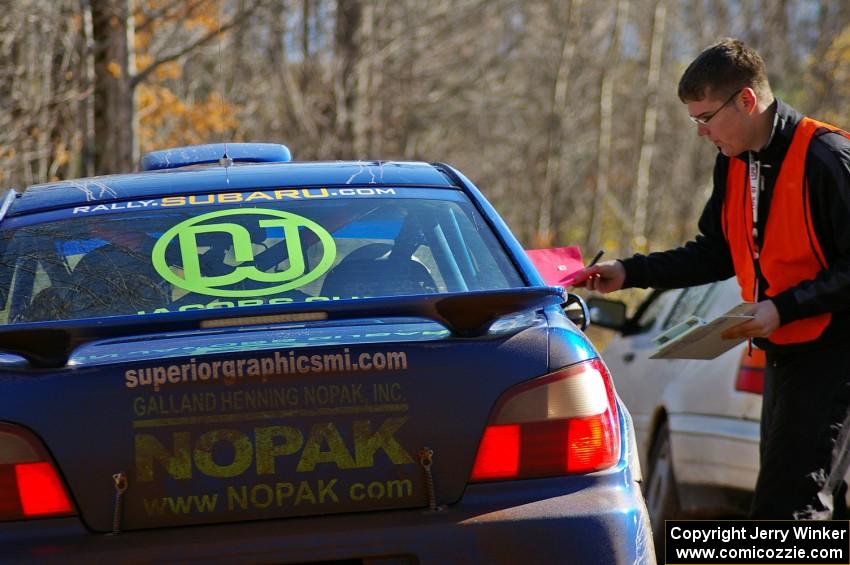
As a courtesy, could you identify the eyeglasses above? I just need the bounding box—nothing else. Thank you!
[688,90,740,126]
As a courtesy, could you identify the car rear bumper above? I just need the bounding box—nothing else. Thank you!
[669,413,759,492]
[0,474,653,565]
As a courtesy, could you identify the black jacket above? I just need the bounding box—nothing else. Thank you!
[620,99,850,351]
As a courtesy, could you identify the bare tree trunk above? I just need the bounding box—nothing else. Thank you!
[301,0,311,92]
[353,0,374,157]
[806,0,850,118]
[230,0,247,98]
[743,0,763,50]
[270,1,322,156]
[334,0,361,158]
[79,0,96,178]
[36,8,57,182]
[368,2,384,158]
[91,0,135,174]
[769,0,791,76]
[400,0,420,160]
[535,0,581,248]
[631,0,667,253]
[586,0,628,254]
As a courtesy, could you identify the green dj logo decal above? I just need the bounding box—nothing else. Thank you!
[152,208,336,297]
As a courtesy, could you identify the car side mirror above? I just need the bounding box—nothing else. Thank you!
[587,297,628,331]
[563,293,590,330]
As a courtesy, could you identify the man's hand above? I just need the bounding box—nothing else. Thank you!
[571,260,626,293]
[721,300,780,339]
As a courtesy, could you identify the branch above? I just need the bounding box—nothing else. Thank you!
[130,0,263,89]
[134,0,209,35]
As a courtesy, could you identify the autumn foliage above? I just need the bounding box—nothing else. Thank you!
[1,1,849,255]
[135,0,241,153]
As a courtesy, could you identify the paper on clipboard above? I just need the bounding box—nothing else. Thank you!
[650,302,757,360]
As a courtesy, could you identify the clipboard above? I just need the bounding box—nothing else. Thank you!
[650,302,757,360]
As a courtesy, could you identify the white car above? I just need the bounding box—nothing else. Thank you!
[588,277,764,544]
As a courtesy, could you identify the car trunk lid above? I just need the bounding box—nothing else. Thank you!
[0,290,562,531]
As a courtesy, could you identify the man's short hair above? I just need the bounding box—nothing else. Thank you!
[678,38,772,103]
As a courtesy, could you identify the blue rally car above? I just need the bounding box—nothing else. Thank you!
[0,144,652,563]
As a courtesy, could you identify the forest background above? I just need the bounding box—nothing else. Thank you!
[1,0,848,261]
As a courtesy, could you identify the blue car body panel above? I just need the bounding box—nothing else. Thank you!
[2,320,549,529]
[0,156,652,563]
[10,162,454,217]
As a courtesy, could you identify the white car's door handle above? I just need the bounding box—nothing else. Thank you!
[623,352,636,363]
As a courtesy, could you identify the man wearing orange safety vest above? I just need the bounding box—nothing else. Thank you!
[580,38,850,519]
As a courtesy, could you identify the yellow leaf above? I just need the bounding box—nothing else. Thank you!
[107,61,122,78]
[136,54,154,72]
[154,61,181,80]
[53,144,70,167]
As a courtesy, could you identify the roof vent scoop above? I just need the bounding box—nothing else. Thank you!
[140,143,292,171]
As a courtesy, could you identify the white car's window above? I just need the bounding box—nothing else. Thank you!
[635,290,669,330]
[691,282,724,319]
[662,283,715,330]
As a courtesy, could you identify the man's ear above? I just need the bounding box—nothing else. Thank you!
[740,87,758,114]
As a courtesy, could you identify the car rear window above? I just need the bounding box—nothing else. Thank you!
[0,188,523,324]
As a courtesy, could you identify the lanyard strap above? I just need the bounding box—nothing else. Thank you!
[748,153,761,310]
[748,153,761,254]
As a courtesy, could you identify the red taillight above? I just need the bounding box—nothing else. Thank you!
[16,462,74,516]
[0,423,75,521]
[470,358,621,481]
[735,348,765,394]
[471,425,520,480]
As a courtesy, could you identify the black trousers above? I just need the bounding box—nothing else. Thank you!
[750,346,850,519]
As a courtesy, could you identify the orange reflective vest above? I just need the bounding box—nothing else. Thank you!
[722,117,850,345]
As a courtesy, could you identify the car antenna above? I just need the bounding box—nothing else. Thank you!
[215,0,233,180]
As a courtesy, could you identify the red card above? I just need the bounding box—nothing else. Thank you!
[526,246,586,287]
